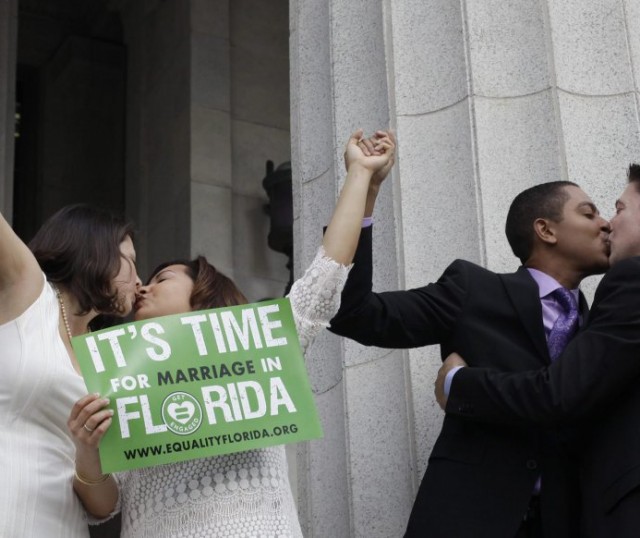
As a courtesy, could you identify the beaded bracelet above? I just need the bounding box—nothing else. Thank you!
[74,470,111,486]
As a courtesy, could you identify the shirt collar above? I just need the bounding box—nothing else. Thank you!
[526,267,580,302]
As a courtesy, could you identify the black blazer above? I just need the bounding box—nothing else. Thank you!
[447,256,640,537]
[330,226,586,538]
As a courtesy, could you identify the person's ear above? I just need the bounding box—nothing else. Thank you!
[532,218,558,246]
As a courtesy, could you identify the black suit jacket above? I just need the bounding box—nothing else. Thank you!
[447,256,640,537]
[330,226,586,538]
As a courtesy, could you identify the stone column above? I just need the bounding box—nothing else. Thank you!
[291,0,640,536]
[229,0,292,301]
[291,1,415,536]
[118,0,193,275]
[189,0,234,276]
[189,0,291,298]
[120,0,290,292]
[0,0,17,220]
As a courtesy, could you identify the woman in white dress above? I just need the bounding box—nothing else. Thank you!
[68,129,395,537]
[0,205,142,538]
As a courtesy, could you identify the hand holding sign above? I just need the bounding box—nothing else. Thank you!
[72,298,322,473]
[68,393,114,450]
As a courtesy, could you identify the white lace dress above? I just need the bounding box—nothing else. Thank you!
[110,247,351,538]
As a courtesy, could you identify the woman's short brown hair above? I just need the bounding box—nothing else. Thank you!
[29,204,135,316]
[148,256,247,310]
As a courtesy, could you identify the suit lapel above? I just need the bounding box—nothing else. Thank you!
[577,291,589,323]
[499,267,550,362]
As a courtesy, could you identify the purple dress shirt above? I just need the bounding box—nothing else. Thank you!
[444,268,580,394]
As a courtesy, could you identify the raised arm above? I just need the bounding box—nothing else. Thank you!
[289,129,395,353]
[328,128,469,349]
[322,129,395,264]
[444,257,640,426]
[0,211,44,324]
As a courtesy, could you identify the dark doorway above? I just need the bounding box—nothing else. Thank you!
[13,0,126,243]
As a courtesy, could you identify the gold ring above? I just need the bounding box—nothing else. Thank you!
[83,423,94,433]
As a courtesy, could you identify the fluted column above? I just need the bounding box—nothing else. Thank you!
[291,0,640,536]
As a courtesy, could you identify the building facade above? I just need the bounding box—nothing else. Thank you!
[1,0,640,536]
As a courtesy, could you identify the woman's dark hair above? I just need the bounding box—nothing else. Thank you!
[28,204,135,316]
[149,256,248,310]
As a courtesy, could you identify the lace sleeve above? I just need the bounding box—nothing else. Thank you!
[287,246,352,354]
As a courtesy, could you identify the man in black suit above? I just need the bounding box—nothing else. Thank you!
[329,138,611,538]
[438,166,640,538]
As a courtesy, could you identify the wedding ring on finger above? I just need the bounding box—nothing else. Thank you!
[83,423,95,433]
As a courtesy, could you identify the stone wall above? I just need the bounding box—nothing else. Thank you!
[290,0,640,536]
[119,0,290,294]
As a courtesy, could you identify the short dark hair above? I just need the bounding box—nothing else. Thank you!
[628,163,640,189]
[28,204,135,316]
[148,256,248,310]
[505,181,578,264]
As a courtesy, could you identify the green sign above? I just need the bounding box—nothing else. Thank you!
[72,298,323,473]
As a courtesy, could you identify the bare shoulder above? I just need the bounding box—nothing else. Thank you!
[0,269,45,325]
[0,215,46,324]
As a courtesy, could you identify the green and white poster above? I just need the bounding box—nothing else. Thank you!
[72,298,323,473]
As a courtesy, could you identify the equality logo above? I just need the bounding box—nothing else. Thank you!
[161,391,203,435]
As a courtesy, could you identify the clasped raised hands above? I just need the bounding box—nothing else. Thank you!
[344,129,396,185]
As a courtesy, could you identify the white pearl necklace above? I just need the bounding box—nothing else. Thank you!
[52,284,73,342]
